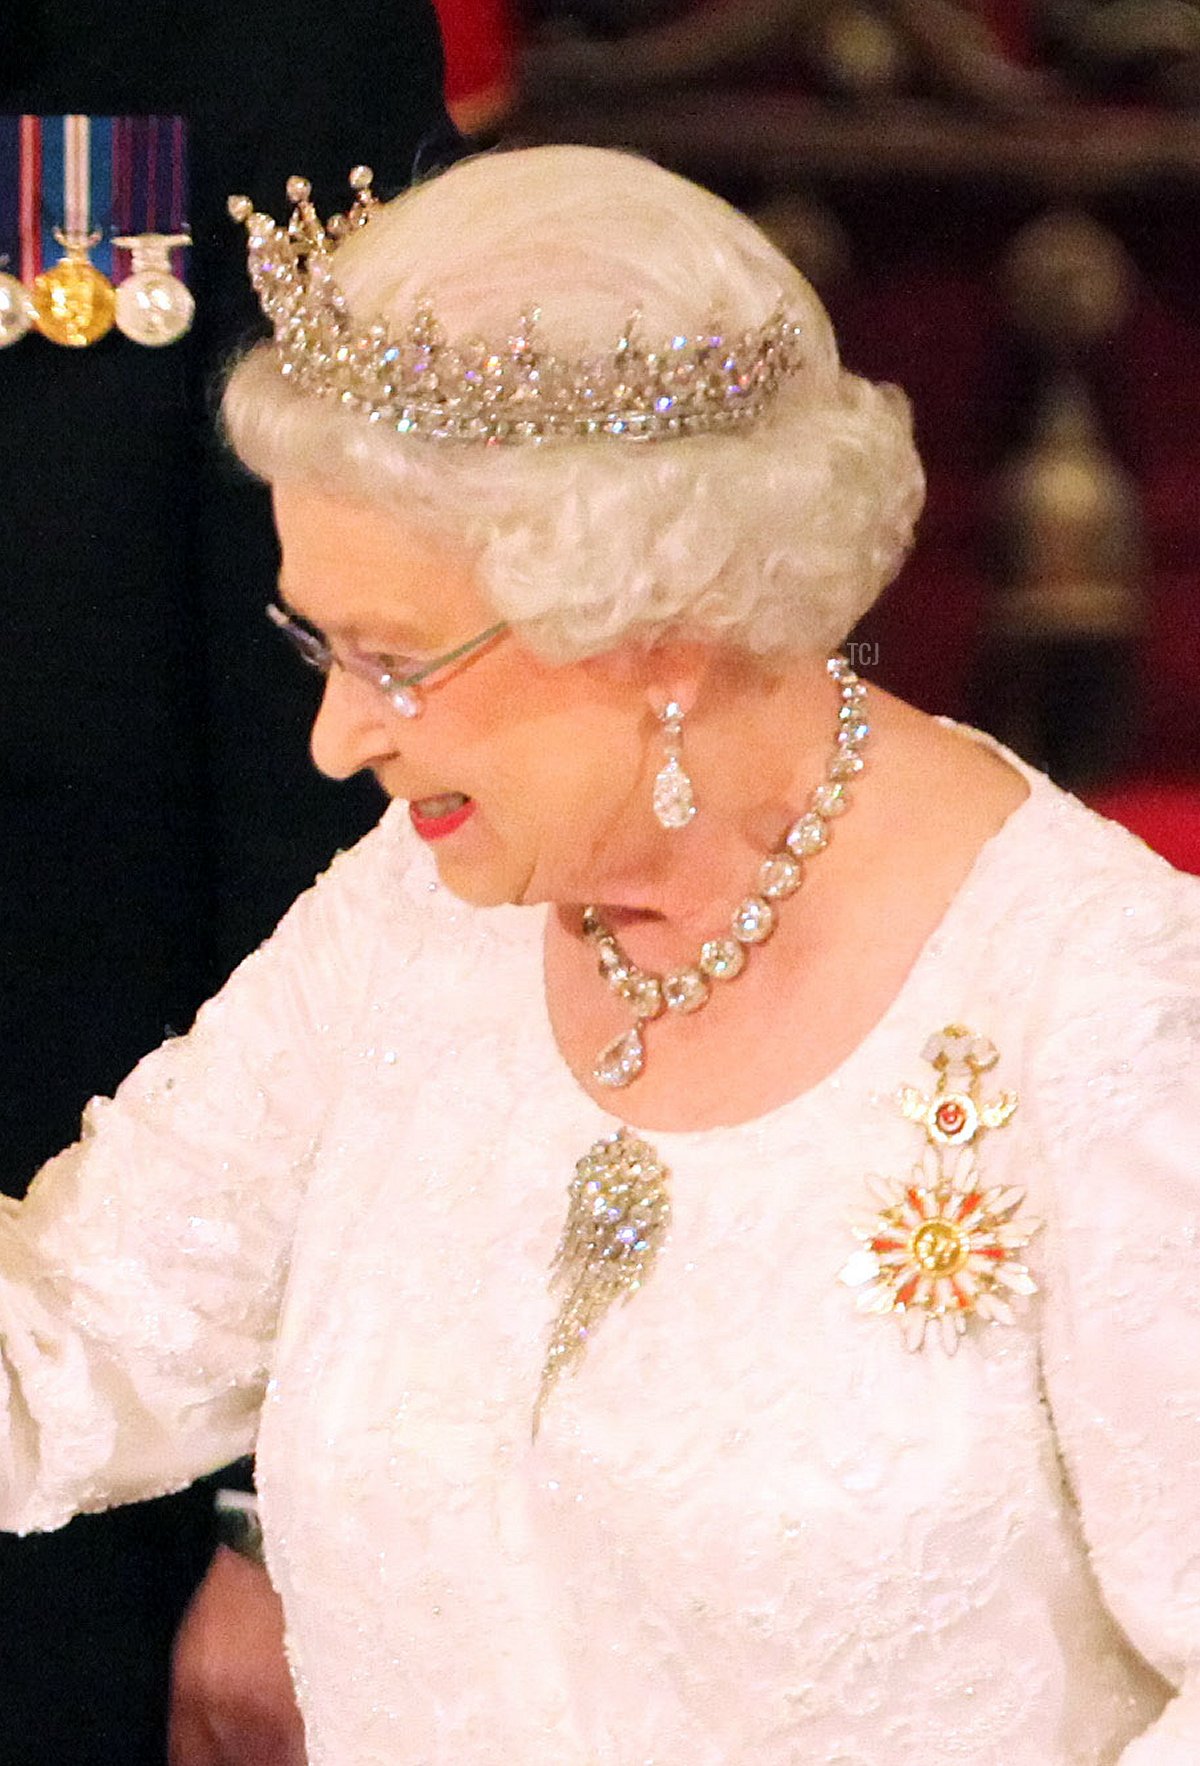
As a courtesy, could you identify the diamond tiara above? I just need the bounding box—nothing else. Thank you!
[228,168,805,446]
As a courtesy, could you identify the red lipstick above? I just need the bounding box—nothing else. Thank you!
[409,797,476,841]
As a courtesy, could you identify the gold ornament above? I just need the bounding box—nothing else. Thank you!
[839,1024,1040,1353]
[535,1129,670,1437]
[32,229,116,348]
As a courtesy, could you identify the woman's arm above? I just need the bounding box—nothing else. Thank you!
[0,815,398,1535]
[1035,862,1200,1760]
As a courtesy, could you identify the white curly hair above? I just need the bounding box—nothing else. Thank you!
[222,144,925,663]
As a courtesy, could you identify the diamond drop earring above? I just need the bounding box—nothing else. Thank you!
[652,700,697,830]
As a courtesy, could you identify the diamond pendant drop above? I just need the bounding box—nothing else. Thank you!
[652,755,696,830]
[593,1023,646,1088]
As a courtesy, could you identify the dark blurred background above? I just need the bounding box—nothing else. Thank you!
[450,0,1200,857]
[0,3,451,1758]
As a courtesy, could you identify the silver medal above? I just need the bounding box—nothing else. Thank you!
[0,269,34,348]
[112,232,194,346]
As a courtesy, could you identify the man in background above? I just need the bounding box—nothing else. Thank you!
[0,3,456,1759]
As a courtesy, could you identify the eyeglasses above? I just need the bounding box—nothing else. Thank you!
[266,603,508,719]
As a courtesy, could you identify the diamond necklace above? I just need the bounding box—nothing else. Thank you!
[581,654,869,1088]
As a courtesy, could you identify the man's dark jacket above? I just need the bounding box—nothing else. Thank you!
[0,6,454,1759]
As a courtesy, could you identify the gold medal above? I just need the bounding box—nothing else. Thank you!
[32,228,116,348]
[0,269,34,348]
[112,232,194,346]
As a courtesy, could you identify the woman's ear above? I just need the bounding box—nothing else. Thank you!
[643,640,723,724]
[579,638,718,720]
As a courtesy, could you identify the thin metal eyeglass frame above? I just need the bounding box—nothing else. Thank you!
[265,602,508,718]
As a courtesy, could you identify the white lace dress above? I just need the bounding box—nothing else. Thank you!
[2,728,1198,1765]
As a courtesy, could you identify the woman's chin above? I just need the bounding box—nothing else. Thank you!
[442,873,523,909]
[427,844,530,910]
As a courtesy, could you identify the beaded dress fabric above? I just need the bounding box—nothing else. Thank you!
[0,726,1198,1764]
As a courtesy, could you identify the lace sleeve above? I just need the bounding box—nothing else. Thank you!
[0,819,394,1536]
[1033,857,1200,1762]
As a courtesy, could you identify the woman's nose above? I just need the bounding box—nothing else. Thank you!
[309,669,396,780]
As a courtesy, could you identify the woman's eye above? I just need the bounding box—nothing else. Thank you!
[343,642,415,678]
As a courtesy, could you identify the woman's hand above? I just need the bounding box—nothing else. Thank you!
[169,1544,306,1766]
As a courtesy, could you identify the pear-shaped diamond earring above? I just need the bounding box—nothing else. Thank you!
[652,700,697,830]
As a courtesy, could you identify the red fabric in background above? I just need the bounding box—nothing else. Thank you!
[979,0,1033,64]
[433,0,516,124]
[1087,781,1200,872]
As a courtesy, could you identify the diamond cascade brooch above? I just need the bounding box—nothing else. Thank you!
[839,1024,1041,1354]
[535,1129,670,1436]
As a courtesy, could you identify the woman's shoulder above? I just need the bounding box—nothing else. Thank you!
[305,799,418,901]
[936,716,1200,934]
[953,742,1200,1142]
[283,800,463,938]
[1028,785,1199,1040]
[227,802,438,1002]
[295,799,541,977]
[902,718,1199,1089]
[872,705,1196,996]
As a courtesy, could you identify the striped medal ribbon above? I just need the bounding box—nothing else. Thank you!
[111,113,192,344]
[0,115,191,349]
[31,114,117,346]
[0,116,33,345]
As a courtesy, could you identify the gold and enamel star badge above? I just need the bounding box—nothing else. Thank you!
[839,1024,1041,1353]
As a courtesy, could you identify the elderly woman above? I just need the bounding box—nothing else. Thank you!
[2,145,1197,1765]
